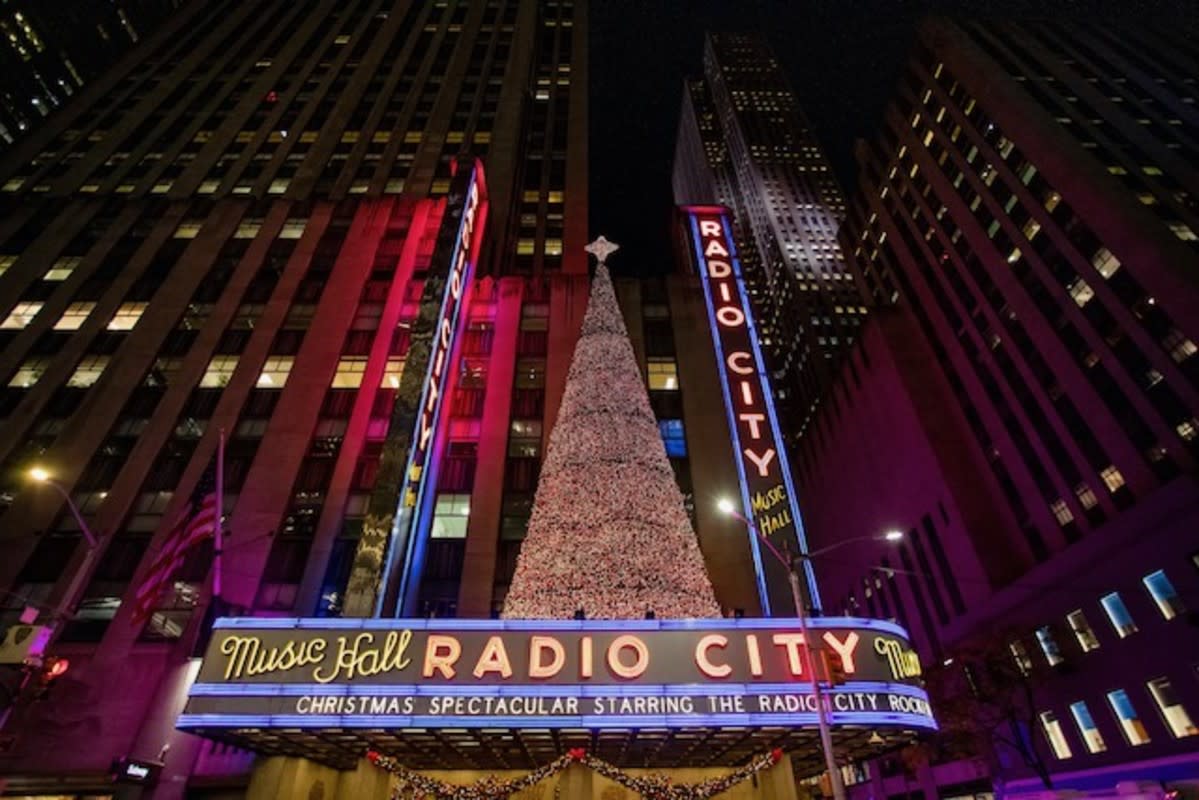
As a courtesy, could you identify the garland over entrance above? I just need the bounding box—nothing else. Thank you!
[367,747,785,800]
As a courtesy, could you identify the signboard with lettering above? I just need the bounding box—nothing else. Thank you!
[682,205,819,617]
[369,158,488,617]
[178,617,934,732]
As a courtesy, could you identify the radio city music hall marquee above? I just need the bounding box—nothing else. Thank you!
[684,205,819,615]
[178,618,935,732]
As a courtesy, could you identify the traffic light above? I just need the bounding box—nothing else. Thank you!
[822,650,847,686]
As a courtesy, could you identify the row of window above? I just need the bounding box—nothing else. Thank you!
[1040,676,1197,761]
[1027,568,1187,670]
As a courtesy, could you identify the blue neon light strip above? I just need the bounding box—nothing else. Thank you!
[718,213,821,607]
[177,711,936,731]
[380,167,480,617]
[689,213,772,614]
[209,615,912,638]
[188,681,931,699]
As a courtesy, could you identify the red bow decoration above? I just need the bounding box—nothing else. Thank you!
[567,747,587,761]
[366,750,380,763]
[770,748,784,764]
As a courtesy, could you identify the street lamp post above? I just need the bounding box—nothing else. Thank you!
[28,468,101,622]
[1,469,103,731]
[717,498,904,800]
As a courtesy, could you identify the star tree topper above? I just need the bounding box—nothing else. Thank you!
[584,235,620,266]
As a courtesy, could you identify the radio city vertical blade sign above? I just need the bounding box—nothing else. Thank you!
[376,158,488,617]
[684,206,820,617]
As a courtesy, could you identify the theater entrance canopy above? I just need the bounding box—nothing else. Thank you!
[178,617,936,772]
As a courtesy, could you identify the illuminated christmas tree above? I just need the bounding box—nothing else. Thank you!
[502,240,721,620]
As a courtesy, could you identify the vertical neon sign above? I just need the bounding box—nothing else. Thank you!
[683,205,821,616]
[376,159,488,617]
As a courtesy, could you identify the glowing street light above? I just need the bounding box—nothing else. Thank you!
[715,498,906,800]
[27,466,97,548]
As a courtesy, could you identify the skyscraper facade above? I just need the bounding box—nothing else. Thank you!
[672,33,869,442]
[0,1,186,149]
[0,0,599,793]
[796,18,1199,797]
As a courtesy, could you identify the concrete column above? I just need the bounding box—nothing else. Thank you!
[758,754,800,800]
[246,756,340,800]
[334,758,392,799]
[558,762,594,799]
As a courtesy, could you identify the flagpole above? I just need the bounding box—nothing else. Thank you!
[213,428,225,600]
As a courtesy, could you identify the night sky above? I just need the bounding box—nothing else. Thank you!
[588,1,1196,276]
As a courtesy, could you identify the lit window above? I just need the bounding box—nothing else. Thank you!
[257,356,294,387]
[1142,570,1184,620]
[1147,677,1197,738]
[381,357,404,389]
[67,355,108,387]
[174,221,203,238]
[107,302,146,331]
[659,419,687,458]
[1036,626,1064,666]
[1,301,43,329]
[332,357,367,388]
[1099,465,1125,492]
[1091,247,1121,278]
[547,191,564,203]
[1044,191,1061,212]
[9,357,49,387]
[1169,222,1198,241]
[54,302,96,330]
[516,238,536,255]
[44,256,81,281]
[430,179,450,195]
[197,180,220,194]
[1163,328,1197,363]
[509,420,542,457]
[430,493,470,539]
[268,179,290,195]
[1143,165,1163,176]
[1100,592,1138,638]
[1074,483,1098,509]
[235,219,263,239]
[1050,499,1074,526]
[278,218,307,239]
[1069,701,1108,753]
[1068,278,1094,307]
[544,238,563,257]
[647,359,679,391]
[1039,711,1073,759]
[1066,610,1100,652]
[1107,689,1151,745]
[0,254,17,275]
[200,356,239,387]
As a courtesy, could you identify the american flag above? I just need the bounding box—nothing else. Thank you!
[130,456,220,627]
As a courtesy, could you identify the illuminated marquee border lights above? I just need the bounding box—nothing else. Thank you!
[176,617,937,734]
